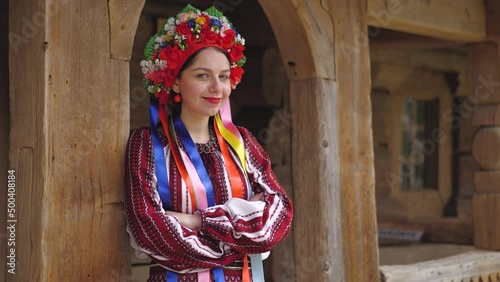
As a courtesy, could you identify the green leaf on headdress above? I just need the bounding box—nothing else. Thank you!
[178,4,198,16]
[205,6,223,18]
[236,56,246,66]
[144,34,158,60]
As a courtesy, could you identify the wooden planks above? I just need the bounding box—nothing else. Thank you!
[367,0,486,42]
[380,250,500,282]
[473,195,500,250]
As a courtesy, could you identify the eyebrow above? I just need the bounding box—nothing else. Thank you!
[192,67,230,73]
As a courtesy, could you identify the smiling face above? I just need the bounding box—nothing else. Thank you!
[172,47,232,121]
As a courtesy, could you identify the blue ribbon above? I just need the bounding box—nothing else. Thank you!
[151,106,225,281]
[172,113,216,207]
[166,270,178,282]
[149,98,172,210]
[250,254,265,282]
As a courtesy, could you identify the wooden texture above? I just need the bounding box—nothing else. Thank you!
[467,43,500,104]
[258,0,334,80]
[472,127,500,170]
[8,0,46,280]
[378,219,473,245]
[290,79,345,281]
[130,12,155,130]
[9,0,130,280]
[329,0,379,280]
[380,250,500,282]
[370,49,468,97]
[0,0,9,279]
[109,0,146,60]
[485,0,500,40]
[472,104,500,126]
[459,156,479,197]
[475,171,500,194]
[473,195,500,250]
[367,0,486,42]
[458,98,480,153]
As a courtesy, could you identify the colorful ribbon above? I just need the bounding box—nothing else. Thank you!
[150,101,263,281]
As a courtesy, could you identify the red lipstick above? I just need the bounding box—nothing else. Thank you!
[204,97,221,104]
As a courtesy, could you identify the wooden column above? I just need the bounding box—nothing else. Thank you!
[1,0,9,280]
[469,42,500,250]
[9,0,134,280]
[262,0,379,281]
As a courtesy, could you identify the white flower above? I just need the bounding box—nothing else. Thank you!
[167,17,175,25]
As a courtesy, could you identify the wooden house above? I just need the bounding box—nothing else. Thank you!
[2,0,500,281]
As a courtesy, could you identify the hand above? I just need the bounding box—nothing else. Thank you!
[166,211,202,230]
[249,192,264,202]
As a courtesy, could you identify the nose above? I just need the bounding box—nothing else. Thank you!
[209,77,222,93]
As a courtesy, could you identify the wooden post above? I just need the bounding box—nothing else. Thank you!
[1,0,9,279]
[469,41,500,250]
[262,0,379,281]
[9,0,132,280]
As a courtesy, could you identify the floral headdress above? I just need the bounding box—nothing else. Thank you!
[141,4,246,105]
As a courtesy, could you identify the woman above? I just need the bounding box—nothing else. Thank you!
[125,5,293,282]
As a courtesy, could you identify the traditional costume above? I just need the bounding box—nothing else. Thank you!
[125,5,293,282]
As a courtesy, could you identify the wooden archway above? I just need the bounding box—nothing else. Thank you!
[7,0,378,281]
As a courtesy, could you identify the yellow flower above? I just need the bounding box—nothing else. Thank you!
[195,17,206,25]
[164,34,173,41]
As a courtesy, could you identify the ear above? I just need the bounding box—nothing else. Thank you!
[172,78,180,93]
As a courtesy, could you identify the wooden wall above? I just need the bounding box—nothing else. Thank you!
[370,48,476,244]
[1,0,9,279]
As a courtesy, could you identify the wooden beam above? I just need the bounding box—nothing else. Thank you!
[473,195,500,250]
[259,0,334,80]
[109,0,146,60]
[367,0,486,42]
[380,250,500,282]
[475,171,500,194]
[9,0,130,280]
[330,0,379,280]
[485,0,500,40]
[472,127,500,170]
[467,43,500,104]
[472,104,500,126]
[283,0,379,280]
[290,79,345,281]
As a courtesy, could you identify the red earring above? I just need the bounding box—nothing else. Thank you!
[173,93,182,103]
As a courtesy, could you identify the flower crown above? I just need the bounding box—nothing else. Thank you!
[141,5,246,105]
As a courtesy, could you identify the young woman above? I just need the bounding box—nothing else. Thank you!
[125,5,293,281]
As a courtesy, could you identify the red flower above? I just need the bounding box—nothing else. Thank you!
[168,47,183,70]
[230,44,245,62]
[176,22,194,42]
[230,66,244,87]
[149,70,166,84]
[201,30,219,45]
[222,29,235,49]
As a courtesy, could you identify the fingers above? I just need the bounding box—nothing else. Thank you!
[249,192,264,202]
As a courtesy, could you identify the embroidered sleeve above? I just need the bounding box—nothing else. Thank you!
[124,128,238,272]
[199,127,294,253]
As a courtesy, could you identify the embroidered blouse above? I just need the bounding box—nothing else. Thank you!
[124,125,293,280]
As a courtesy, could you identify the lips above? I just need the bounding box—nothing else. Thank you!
[204,97,221,104]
